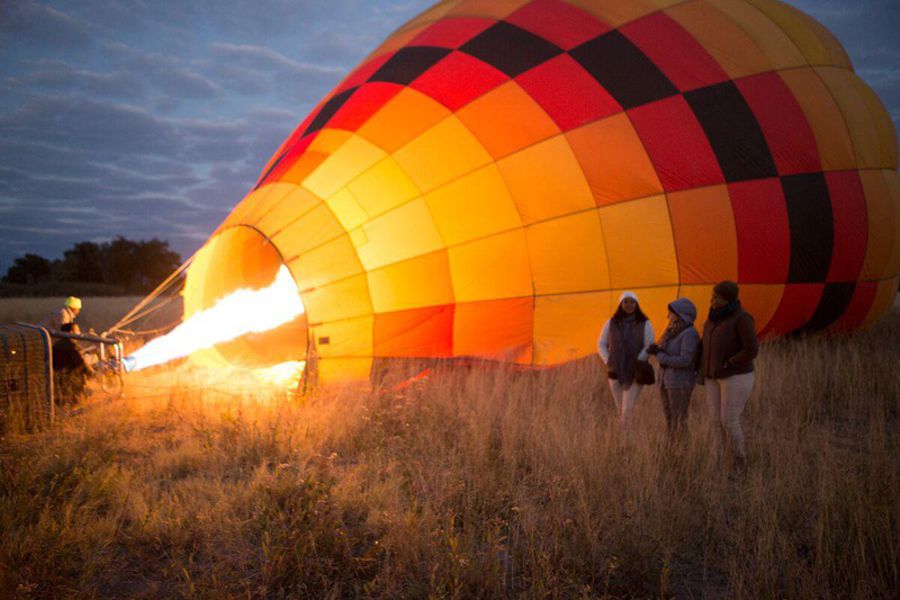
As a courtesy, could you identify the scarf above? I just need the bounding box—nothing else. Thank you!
[708,299,741,323]
[610,314,644,388]
[657,318,689,349]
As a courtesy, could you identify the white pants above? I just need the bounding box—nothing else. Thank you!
[608,380,643,433]
[704,372,755,459]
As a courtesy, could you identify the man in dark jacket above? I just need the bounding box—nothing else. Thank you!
[52,322,92,403]
[701,281,758,474]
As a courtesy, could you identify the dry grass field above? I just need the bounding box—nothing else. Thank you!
[1,298,898,598]
[0,297,144,334]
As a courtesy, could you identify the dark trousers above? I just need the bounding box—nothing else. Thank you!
[660,386,693,439]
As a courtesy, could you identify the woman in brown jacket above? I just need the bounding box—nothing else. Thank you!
[701,281,758,473]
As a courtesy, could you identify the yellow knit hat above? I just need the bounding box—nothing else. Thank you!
[64,296,82,310]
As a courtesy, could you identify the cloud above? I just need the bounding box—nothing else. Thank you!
[0,1,94,51]
[13,61,145,99]
[127,52,222,100]
[1,96,180,159]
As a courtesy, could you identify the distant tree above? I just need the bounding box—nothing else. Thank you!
[57,241,104,283]
[2,253,52,284]
[4,237,182,294]
[129,238,182,292]
[100,236,181,293]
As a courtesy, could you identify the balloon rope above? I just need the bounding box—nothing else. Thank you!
[108,251,196,334]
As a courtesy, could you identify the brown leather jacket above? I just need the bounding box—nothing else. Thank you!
[701,309,758,379]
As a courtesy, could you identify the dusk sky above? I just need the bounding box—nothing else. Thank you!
[1,0,898,274]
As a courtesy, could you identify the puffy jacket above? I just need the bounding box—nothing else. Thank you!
[701,306,757,379]
[656,298,700,389]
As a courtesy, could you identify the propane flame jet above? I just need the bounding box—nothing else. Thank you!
[126,266,304,372]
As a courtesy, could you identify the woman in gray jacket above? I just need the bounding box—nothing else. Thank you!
[647,298,700,441]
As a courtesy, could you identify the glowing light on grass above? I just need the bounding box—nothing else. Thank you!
[127,266,304,371]
[253,360,306,387]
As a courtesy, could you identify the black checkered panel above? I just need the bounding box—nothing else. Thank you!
[685,81,777,182]
[782,172,834,283]
[569,30,678,110]
[460,21,562,78]
[370,46,453,84]
[304,86,358,136]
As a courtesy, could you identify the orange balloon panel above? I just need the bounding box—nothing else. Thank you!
[183,0,898,383]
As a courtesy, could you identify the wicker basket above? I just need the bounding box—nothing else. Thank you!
[1,323,54,431]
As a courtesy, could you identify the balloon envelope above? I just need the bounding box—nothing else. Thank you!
[185,0,900,383]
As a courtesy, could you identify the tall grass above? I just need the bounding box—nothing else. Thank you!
[1,304,898,598]
[0,297,143,333]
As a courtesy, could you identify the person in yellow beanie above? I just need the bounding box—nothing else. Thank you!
[38,296,82,332]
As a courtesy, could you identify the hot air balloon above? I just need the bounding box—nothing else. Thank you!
[181,0,899,384]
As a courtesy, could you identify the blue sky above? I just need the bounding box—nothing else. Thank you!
[1,0,898,273]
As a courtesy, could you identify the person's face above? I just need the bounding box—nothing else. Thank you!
[710,292,728,310]
[667,310,680,324]
[71,307,81,317]
[621,297,637,314]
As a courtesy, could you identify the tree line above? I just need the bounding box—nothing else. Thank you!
[2,237,181,296]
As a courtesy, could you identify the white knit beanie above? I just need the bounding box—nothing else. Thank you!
[618,291,638,304]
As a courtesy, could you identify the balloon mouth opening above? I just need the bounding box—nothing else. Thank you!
[180,225,309,370]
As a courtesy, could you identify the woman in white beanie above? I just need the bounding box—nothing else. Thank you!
[597,291,655,435]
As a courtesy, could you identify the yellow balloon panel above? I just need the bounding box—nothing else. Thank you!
[778,68,856,171]
[861,277,899,329]
[667,185,738,284]
[885,170,900,276]
[346,156,422,218]
[425,164,522,246]
[316,357,374,386]
[325,188,369,231]
[313,316,374,359]
[852,78,900,169]
[393,115,493,193]
[598,195,678,288]
[287,235,364,289]
[367,250,454,313]
[454,298,533,363]
[497,134,595,224]
[666,0,772,79]
[307,129,354,155]
[278,152,330,186]
[448,229,532,302]
[251,186,321,234]
[705,0,806,71]
[566,113,663,205]
[860,170,895,280]
[447,0,529,19]
[567,0,660,27]
[525,210,611,295]
[456,81,560,160]
[269,203,346,260]
[301,274,373,323]
[358,88,451,153]
[218,194,257,232]
[356,199,444,271]
[734,283,784,333]
[816,67,891,170]
[745,0,852,68]
[533,291,613,365]
[303,133,386,199]
[391,1,460,38]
